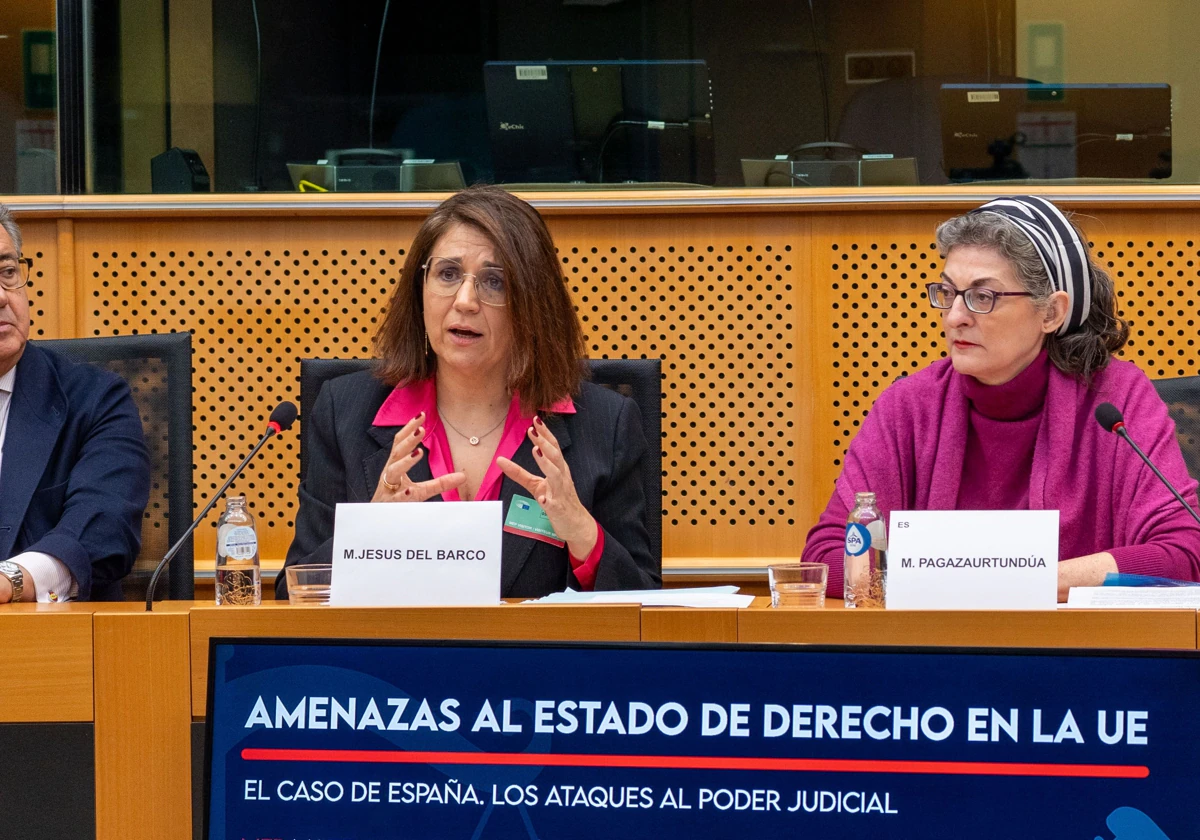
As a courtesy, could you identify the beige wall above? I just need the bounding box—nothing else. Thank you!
[1016,0,1200,181]
[120,0,168,192]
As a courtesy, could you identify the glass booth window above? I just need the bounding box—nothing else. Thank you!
[35,0,1200,193]
[0,1,57,194]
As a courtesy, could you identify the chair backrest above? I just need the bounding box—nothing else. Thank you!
[585,358,663,564]
[299,358,664,563]
[1152,375,1200,483]
[38,333,194,600]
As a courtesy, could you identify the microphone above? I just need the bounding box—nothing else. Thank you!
[1094,402,1200,528]
[145,401,298,611]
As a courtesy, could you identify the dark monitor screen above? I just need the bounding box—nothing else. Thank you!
[939,83,1172,181]
[483,60,714,185]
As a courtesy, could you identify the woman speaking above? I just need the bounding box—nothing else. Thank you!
[278,186,658,598]
[802,196,1200,601]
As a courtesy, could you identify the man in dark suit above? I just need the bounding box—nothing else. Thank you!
[0,205,149,601]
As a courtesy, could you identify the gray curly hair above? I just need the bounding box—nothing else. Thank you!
[935,210,1128,384]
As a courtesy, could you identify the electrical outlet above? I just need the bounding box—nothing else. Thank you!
[845,50,916,85]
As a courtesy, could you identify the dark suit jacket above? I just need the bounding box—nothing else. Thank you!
[1,343,150,600]
[278,372,660,599]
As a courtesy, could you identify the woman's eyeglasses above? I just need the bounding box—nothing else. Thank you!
[926,281,1031,315]
[423,257,507,307]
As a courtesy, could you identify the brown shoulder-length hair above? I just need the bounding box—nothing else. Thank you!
[374,185,586,414]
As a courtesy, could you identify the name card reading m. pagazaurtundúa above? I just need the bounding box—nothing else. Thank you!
[886,510,1059,610]
[330,501,502,606]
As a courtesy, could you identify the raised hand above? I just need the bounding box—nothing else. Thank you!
[372,411,467,503]
[497,416,597,558]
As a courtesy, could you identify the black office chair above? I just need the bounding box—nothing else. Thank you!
[1152,375,1200,483]
[39,333,194,600]
[298,357,663,563]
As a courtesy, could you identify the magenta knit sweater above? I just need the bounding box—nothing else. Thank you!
[802,352,1200,599]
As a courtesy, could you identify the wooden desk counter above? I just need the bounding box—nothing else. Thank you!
[738,598,1199,649]
[0,603,95,722]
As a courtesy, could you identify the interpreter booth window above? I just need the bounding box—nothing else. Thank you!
[61,0,1200,194]
[0,0,57,194]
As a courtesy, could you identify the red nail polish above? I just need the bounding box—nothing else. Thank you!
[530,425,538,437]
[536,447,543,457]
[535,416,544,426]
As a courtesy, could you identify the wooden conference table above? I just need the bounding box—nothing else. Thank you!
[11,599,1198,840]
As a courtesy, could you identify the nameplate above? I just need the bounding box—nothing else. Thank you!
[330,501,502,606]
[886,510,1059,610]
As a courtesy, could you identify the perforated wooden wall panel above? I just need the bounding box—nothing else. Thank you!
[76,218,422,563]
[71,214,816,563]
[16,202,1200,570]
[551,214,814,559]
[15,221,63,340]
[807,210,1200,522]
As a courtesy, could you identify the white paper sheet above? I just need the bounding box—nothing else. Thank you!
[1065,586,1200,609]
[526,586,754,608]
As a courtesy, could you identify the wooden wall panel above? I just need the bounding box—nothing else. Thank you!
[10,195,1200,571]
[93,609,192,840]
[549,213,814,559]
[0,608,92,722]
[15,218,62,340]
[73,217,422,565]
[805,206,1200,528]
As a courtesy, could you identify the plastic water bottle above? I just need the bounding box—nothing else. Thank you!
[215,495,261,606]
[844,491,886,608]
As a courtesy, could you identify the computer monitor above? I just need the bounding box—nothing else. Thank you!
[939,83,1171,181]
[483,60,715,185]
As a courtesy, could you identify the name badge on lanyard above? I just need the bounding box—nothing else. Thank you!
[503,494,565,548]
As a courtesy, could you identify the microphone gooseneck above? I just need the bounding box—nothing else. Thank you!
[145,401,298,611]
[1094,402,1200,529]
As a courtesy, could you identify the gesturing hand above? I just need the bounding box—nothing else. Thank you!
[497,416,598,558]
[372,411,467,503]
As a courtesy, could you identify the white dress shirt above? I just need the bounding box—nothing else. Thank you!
[0,367,78,602]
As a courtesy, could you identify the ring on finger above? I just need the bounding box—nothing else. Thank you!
[381,470,400,492]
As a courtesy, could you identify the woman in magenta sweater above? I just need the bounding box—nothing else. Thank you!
[802,196,1200,601]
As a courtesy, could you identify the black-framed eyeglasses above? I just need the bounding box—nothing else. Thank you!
[422,257,507,307]
[926,281,1031,315]
[0,257,33,292]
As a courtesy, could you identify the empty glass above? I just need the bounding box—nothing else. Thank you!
[285,564,333,605]
[768,562,828,608]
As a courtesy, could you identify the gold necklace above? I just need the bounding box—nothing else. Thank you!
[438,408,506,446]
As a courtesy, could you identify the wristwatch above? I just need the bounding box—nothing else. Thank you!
[0,562,23,603]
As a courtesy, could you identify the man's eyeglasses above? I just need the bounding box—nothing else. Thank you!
[423,257,507,307]
[0,257,33,292]
[926,281,1031,315]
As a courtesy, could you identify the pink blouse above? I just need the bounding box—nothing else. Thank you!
[372,378,603,589]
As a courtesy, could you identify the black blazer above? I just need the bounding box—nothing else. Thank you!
[278,372,660,599]
[0,343,150,600]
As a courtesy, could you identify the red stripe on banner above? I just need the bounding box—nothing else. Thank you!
[240,749,1148,779]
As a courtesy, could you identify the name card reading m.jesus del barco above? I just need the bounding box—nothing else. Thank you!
[886,510,1059,610]
[330,501,502,606]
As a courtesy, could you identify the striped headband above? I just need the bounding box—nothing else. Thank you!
[970,195,1090,336]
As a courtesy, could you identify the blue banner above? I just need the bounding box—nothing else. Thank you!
[205,640,1200,839]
